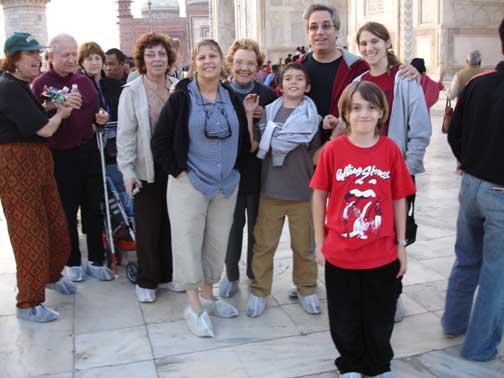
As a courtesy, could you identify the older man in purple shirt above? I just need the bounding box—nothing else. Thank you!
[32,33,112,282]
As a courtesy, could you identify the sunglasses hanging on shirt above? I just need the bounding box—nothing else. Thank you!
[196,84,233,140]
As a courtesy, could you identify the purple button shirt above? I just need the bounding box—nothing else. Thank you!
[32,69,99,150]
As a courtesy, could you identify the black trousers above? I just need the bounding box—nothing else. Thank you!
[52,139,104,266]
[134,178,172,289]
[325,259,401,376]
[225,192,259,281]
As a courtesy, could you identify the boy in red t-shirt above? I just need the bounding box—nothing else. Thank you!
[310,81,415,378]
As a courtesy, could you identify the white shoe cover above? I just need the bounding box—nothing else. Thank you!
[340,372,362,378]
[16,304,60,323]
[288,286,299,298]
[86,262,114,281]
[66,265,85,282]
[219,276,239,298]
[184,306,215,337]
[135,285,156,303]
[247,294,267,318]
[298,293,321,314]
[165,281,185,292]
[46,277,77,295]
[200,296,239,318]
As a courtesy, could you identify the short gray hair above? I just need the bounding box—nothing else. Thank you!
[49,33,77,55]
[466,50,481,65]
[303,4,340,30]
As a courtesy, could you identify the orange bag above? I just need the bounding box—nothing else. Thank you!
[442,98,453,134]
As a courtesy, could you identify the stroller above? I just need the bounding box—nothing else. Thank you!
[96,122,139,284]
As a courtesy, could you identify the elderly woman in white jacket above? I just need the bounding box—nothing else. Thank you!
[117,32,179,303]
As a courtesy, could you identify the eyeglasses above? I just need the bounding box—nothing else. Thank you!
[233,59,257,68]
[144,51,168,59]
[308,23,335,32]
[202,106,232,140]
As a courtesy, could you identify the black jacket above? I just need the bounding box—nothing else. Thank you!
[448,61,504,186]
[231,81,277,194]
[151,78,251,178]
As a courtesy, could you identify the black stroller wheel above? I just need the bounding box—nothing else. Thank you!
[126,262,138,284]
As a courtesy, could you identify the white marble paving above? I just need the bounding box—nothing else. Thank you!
[148,306,300,359]
[403,280,448,313]
[392,313,463,358]
[75,360,158,378]
[282,300,330,333]
[74,326,152,370]
[235,331,337,378]
[419,256,455,279]
[0,316,73,378]
[402,259,446,287]
[157,349,249,378]
[74,273,144,335]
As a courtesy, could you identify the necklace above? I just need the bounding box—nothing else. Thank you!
[144,75,170,103]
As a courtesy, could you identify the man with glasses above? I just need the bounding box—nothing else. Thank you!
[299,4,418,147]
[298,4,369,145]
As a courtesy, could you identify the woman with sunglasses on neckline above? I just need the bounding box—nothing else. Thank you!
[152,39,252,338]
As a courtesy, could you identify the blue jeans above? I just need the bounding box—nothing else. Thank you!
[442,173,504,361]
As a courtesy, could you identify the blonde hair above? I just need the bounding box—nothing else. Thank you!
[190,39,224,78]
[225,38,264,70]
[338,81,389,135]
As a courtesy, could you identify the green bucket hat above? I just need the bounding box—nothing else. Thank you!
[4,32,47,55]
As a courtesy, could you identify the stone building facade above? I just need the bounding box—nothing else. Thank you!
[346,0,504,75]
[211,0,504,75]
[0,0,50,45]
[118,0,210,65]
[210,0,348,61]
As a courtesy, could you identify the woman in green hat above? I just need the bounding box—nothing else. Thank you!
[0,32,81,322]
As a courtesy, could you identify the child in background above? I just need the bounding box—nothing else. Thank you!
[311,81,416,378]
[247,63,322,318]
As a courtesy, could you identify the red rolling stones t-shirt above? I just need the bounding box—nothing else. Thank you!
[310,135,416,269]
[362,67,398,136]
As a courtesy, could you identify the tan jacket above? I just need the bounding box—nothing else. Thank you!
[447,66,485,100]
[117,75,176,183]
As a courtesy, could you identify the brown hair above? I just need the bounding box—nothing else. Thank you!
[1,51,22,73]
[78,41,106,68]
[225,38,265,70]
[277,62,311,89]
[338,81,389,135]
[356,22,401,70]
[190,39,224,76]
[133,32,176,75]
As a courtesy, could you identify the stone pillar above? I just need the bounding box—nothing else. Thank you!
[209,0,235,53]
[1,0,50,45]
[400,0,414,64]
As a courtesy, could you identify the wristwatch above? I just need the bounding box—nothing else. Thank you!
[396,239,408,247]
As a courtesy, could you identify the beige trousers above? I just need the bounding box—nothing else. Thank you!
[167,174,238,290]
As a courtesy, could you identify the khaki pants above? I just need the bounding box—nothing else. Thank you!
[251,196,317,297]
[167,174,238,290]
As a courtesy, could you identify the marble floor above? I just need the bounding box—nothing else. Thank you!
[1,96,503,378]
